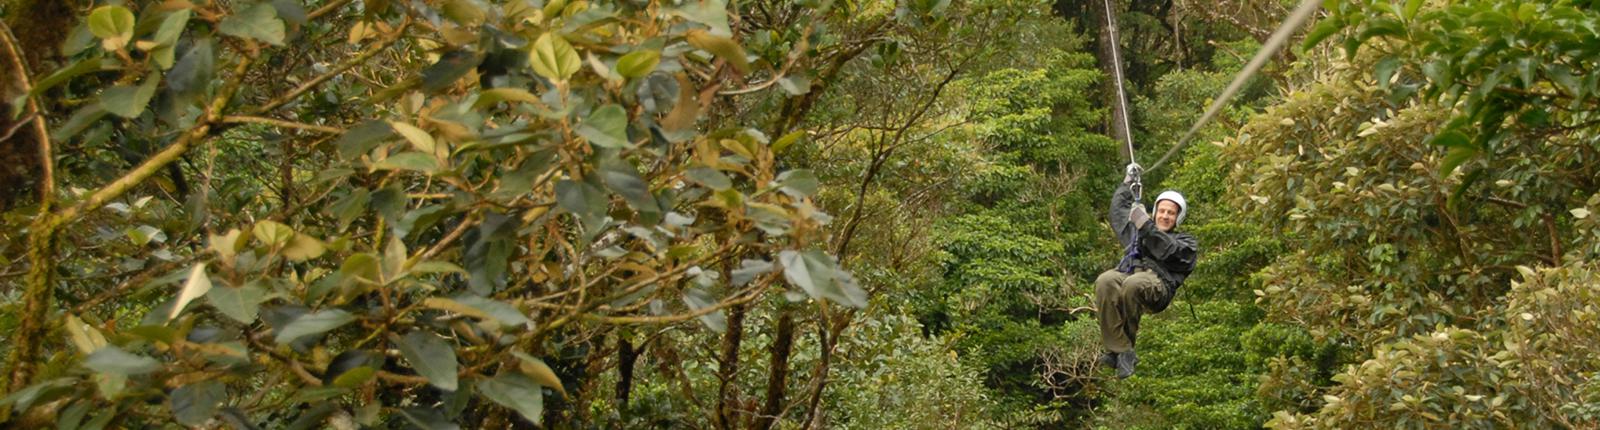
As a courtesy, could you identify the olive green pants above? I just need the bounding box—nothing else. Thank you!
[1095,268,1168,353]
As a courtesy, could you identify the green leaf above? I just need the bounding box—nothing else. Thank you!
[530,32,580,82]
[682,288,727,332]
[52,104,107,141]
[330,188,369,232]
[170,381,225,426]
[776,169,818,198]
[421,50,482,93]
[389,121,438,154]
[0,378,76,412]
[100,72,161,118]
[86,346,162,376]
[283,234,327,261]
[1303,17,1344,50]
[31,58,103,98]
[207,282,268,324]
[382,235,407,281]
[1403,0,1424,19]
[167,38,215,99]
[778,249,867,308]
[1374,56,1400,89]
[1439,146,1479,174]
[169,264,213,322]
[331,366,376,388]
[669,0,732,36]
[685,29,749,73]
[771,130,805,154]
[274,309,355,344]
[412,261,466,274]
[473,88,542,108]
[150,9,192,69]
[1428,130,1471,148]
[443,0,486,26]
[1547,64,1583,97]
[125,225,165,246]
[475,374,544,425]
[220,2,286,46]
[599,157,657,215]
[454,295,533,328]
[373,152,440,173]
[615,50,661,78]
[396,408,459,430]
[88,5,136,50]
[335,120,393,160]
[397,331,459,391]
[253,220,296,246]
[577,104,630,148]
[511,351,567,398]
[685,166,732,190]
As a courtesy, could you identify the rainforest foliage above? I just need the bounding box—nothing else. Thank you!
[0,0,1597,428]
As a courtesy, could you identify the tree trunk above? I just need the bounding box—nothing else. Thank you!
[755,308,796,429]
[616,336,638,411]
[714,304,748,429]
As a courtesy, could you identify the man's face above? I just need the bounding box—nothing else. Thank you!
[1155,200,1181,232]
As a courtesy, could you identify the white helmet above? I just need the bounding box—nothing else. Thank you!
[1154,190,1188,227]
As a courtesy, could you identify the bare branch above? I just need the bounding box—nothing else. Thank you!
[222,115,344,134]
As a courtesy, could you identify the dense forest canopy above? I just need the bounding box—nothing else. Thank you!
[0,0,1596,428]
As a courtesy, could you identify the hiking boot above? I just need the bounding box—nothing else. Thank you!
[1099,352,1117,368]
[1116,350,1138,379]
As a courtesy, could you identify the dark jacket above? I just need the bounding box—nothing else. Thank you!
[1109,183,1199,312]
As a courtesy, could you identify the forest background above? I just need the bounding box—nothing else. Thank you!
[1,0,1597,428]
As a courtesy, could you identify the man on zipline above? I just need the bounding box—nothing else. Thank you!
[1096,163,1199,379]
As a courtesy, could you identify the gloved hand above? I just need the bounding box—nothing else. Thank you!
[1123,163,1143,185]
[1130,203,1151,228]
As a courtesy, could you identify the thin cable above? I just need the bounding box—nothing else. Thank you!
[1146,0,1324,173]
[1102,0,1136,165]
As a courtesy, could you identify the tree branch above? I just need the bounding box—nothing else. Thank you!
[221,115,344,134]
[0,21,52,206]
[252,19,408,114]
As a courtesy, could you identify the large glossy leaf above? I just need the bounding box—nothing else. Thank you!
[389,121,438,154]
[220,2,286,46]
[599,157,657,215]
[475,374,544,425]
[373,152,440,173]
[463,212,518,295]
[168,264,213,322]
[149,9,192,68]
[530,32,580,82]
[100,72,160,118]
[685,29,749,73]
[577,104,630,148]
[510,351,567,398]
[30,58,103,97]
[336,121,394,160]
[167,38,215,99]
[422,50,483,93]
[616,50,661,78]
[85,346,162,376]
[207,281,268,324]
[397,331,459,391]
[274,309,355,344]
[88,5,135,50]
[170,381,225,426]
[779,249,867,308]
